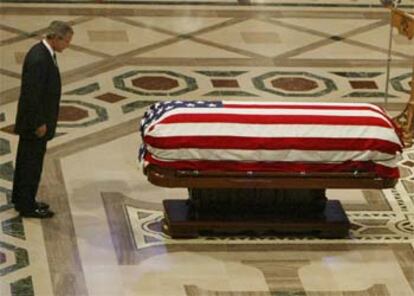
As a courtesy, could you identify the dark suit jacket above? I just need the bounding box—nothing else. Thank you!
[14,41,61,140]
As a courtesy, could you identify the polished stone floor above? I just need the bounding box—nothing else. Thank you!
[0,1,414,295]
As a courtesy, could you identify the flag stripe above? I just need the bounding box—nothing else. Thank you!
[157,113,393,127]
[144,136,400,154]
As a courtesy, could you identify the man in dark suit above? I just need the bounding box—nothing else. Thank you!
[12,20,73,218]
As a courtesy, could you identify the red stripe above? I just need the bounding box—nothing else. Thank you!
[144,136,401,154]
[144,153,399,179]
[158,113,392,127]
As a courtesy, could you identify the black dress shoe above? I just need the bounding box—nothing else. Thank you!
[14,202,49,212]
[20,208,54,219]
[36,202,50,210]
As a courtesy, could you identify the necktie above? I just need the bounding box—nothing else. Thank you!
[52,53,58,67]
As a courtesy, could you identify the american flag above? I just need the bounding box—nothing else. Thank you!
[139,100,403,178]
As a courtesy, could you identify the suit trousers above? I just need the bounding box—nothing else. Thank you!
[12,136,47,211]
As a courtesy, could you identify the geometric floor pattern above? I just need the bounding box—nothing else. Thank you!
[0,1,414,295]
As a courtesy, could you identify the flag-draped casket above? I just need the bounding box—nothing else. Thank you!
[139,100,403,179]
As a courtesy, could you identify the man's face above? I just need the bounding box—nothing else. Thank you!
[52,32,73,53]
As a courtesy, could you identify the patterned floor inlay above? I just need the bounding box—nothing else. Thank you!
[0,241,29,276]
[64,66,412,112]
[184,284,389,296]
[10,277,34,296]
[126,207,414,250]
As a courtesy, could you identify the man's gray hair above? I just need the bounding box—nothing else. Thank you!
[45,21,73,39]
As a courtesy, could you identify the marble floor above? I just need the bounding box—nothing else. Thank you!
[0,1,414,295]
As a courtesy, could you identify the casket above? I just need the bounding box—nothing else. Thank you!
[139,100,403,238]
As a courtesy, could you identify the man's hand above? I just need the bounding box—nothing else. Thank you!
[35,124,47,138]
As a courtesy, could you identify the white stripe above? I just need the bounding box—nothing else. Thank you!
[147,147,399,167]
[146,123,402,145]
